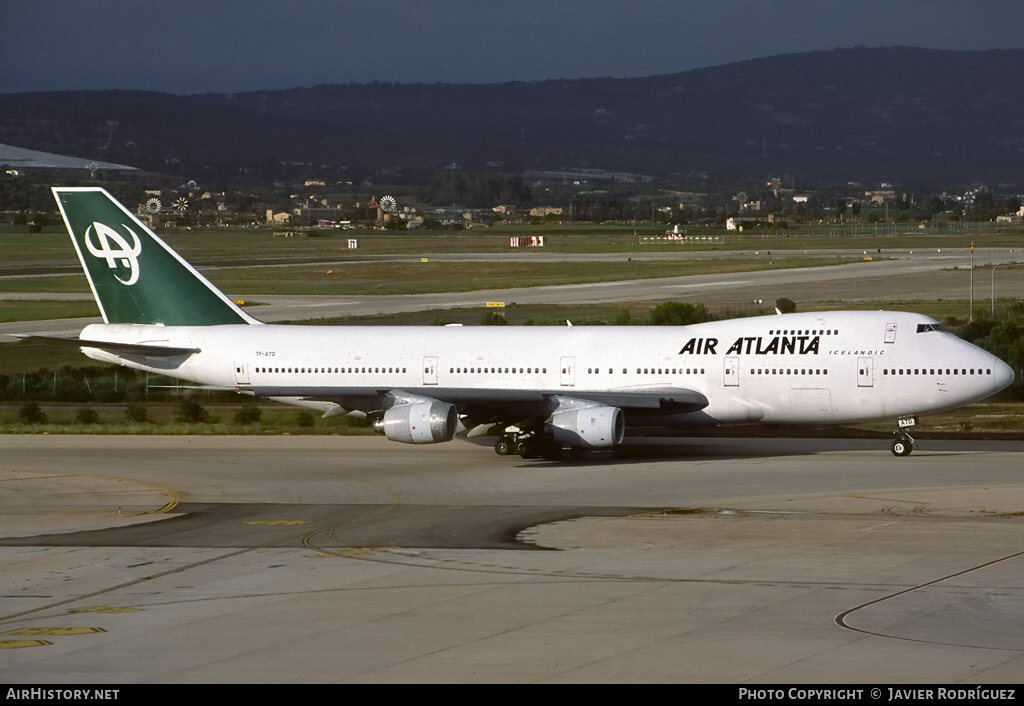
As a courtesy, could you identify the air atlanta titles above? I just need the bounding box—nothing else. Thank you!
[679,334,821,356]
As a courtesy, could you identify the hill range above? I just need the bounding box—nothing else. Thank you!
[1,47,1023,186]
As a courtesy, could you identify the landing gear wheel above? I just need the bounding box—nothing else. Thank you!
[494,436,515,456]
[517,438,541,459]
[891,437,914,457]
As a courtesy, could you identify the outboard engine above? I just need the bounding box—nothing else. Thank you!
[375,400,458,444]
[546,404,624,448]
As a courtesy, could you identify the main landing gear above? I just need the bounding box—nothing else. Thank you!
[890,416,917,457]
[494,431,564,461]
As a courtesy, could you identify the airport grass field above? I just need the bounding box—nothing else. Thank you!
[3,219,1021,263]
[1,219,1020,305]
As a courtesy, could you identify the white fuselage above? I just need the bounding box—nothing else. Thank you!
[79,309,1014,428]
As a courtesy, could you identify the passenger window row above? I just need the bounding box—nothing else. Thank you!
[883,368,992,376]
[255,367,408,374]
[633,367,705,375]
[450,367,545,374]
[445,367,710,376]
[748,368,828,375]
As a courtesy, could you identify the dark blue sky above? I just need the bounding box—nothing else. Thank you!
[4,0,1024,94]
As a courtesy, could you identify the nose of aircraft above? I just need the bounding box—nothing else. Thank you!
[993,357,1015,393]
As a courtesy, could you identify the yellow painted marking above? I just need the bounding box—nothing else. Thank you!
[309,547,396,558]
[3,627,106,636]
[301,480,401,557]
[843,494,931,505]
[421,257,428,262]
[241,520,312,526]
[1,470,180,514]
[0,640,52,649]
[338,548,376,558]
[44,489,169,497]
[70,606,139,613]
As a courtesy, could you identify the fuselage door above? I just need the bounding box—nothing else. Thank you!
[884,323,897,344]
[234,361,250,385]
[423,356,438,385]
[560,356,575,387]
[724,356,739,387]
[857,356,874,387]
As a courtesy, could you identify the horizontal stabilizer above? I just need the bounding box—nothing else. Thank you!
[12,334,200,358]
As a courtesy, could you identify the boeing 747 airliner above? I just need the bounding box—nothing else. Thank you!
[49,187,1013,459]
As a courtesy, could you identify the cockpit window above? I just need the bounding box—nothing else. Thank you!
[916,323,946,333]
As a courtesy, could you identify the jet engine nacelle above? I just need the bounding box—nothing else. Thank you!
[375,400,458,444]
[547,404,624,448]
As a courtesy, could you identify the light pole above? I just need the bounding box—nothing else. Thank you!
[969,241,974,322]
[992,264,1000,319]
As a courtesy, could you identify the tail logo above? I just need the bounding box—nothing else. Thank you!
[84,222,142,286]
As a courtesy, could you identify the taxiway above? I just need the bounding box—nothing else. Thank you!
[1,435,1022,682]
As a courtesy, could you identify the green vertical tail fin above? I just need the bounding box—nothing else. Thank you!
[53,187,260,326]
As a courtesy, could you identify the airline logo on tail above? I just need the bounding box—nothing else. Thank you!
[83,221,142,285]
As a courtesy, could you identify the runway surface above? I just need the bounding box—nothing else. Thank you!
[2,434,1023,683]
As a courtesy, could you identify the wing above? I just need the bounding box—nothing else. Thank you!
[241,383,708,424]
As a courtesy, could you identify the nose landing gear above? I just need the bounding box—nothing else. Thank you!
[891,432,914,457]
[891,416,917,456]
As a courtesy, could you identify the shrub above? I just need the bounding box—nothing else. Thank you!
[176,398,211,423]
[775,297,797,314]
[648,301,714,326]
[234,403,262,424]
[125,404,149,423]
[75,407,100,424]
[479,311,508,326]
[17,402,47,424]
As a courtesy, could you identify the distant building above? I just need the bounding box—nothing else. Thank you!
[865,190,897,204]
[726,217,762,231]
